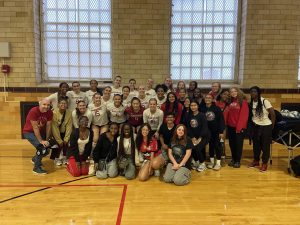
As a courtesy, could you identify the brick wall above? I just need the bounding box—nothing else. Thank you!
[241,0,300,88]
[0,0,299,87]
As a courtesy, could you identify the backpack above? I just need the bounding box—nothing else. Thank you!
[290,155,300,177]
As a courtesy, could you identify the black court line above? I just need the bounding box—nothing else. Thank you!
[0,175,93,204]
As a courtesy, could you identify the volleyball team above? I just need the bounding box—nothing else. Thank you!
[23,76,275,186]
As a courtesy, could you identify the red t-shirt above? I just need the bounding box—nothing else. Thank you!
[23,106,53,134]
[139,137,160,159]
[125,106,144,127]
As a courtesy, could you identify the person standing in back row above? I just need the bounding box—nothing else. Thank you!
[248,86,275,172]
[227,87,249,168]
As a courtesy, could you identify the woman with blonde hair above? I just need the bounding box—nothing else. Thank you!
[227,87,249,168]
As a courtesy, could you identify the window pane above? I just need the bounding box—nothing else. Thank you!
[171,0,238,80]
[42,0,112,81]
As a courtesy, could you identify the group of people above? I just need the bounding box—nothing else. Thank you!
[22,76,275,186]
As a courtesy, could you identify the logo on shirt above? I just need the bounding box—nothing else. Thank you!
[205,111,215,121]
[190,119,198,128]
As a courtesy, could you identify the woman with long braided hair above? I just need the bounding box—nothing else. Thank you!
[248,86,275,172]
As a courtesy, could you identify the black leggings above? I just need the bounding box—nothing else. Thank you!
[209,134,221,160]
[192,137,209,163]
[228,126,245,163]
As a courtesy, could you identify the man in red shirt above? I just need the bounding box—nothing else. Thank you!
[23,98,53,174]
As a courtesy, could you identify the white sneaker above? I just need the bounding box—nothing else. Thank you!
[62,156,68,165]
[191,160,199,170]
[154,169,160,177]
[88,160,95,175]
[197,163,207,172]
[206,162,214,169]
[54,158,62,166]
[213,164,221,171]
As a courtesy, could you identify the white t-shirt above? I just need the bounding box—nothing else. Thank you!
[122,96,132,108]
[252,97,272,126]
[138,95,150,109]
[117,134,137,155]
[101,96,113,106]
[143,108,164,131]
[145,89,156,98]
[88,103,109,126]
[106,103,126,123]
[78,136,89,155]
[111,86,122,96]
[128,90,139,99]
[72,109,93,128]
[85,90,98,105]
[47,92,60,110]
[67,91,87,112]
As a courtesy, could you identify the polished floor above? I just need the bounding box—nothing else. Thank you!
[0,139,299,225]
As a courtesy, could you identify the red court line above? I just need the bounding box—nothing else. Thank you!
[1,183,128,225]
[116,185,127,225]
[0,184,126,188]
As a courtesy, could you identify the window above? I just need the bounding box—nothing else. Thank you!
[170,0,239,81]
[41,0,112,81]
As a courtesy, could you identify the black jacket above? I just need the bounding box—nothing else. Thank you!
[93,132,118,163]
[67,128,93,162]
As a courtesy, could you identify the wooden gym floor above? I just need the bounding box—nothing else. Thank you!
[0,139,299,225]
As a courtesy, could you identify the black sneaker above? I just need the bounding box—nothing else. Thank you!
[233,162,241,168]
[31,156,43,166]
[228,160,235,167]
[33,167,47,174]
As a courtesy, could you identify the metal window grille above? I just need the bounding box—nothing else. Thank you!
[171,0,239,80]
[41,0,112,81]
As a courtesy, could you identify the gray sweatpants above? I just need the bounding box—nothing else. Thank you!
[96,159,118,179]
[163,163,191,186]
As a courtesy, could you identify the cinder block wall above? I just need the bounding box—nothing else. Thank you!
[0,0,299,87]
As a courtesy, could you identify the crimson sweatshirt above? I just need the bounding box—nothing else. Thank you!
[226,98,249,133]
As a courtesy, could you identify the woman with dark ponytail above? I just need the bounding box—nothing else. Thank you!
[248,86,275,172]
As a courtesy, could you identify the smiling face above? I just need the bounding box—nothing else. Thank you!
[79,116,88,128]
[90,80,98,91]
[93,93,101,105]
[114,76,121,87]
[113,95,122,107]
[109,124,119,136]
[129,79,136,90]
[138,85,145,95]
[39,99,51,113]
[77,101,87,114]
[122,87,130,98]
[168,93,176,103]
[164,77,172,87]
[221,91,229,102]
[156,87,165,98]
[59,83,69,95]
[189,81,196,90]
[230,88,238,98]
[123,124,131,138]
[141,125,150,137]
[211,82,220,93]
[176,125,185,138]
[184,98,190,108]
[132,99,141,110]
[190,102,198,113]
[204,94,213,105]
[250,88,258,100]
[72,82,80,93]
[149,99,157,111]
[177,81,185,90]
[58,99,68,111]
[193,88,201,98]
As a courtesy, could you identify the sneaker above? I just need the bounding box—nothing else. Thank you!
[228,160,235,167]
[54,158,62,166]
[31,156,43,166]
[260,163,268,172]
[33,167,47,174]
[196,163,207,172]
[191,160,199,170]
[154,170,160,177]
[89,160,95,175]
[139,153,144,163]
[62,157,68,165]
[206,162,214,169]
[233,162,241,168]
[213,164,221,171]
[248,160,260,168]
